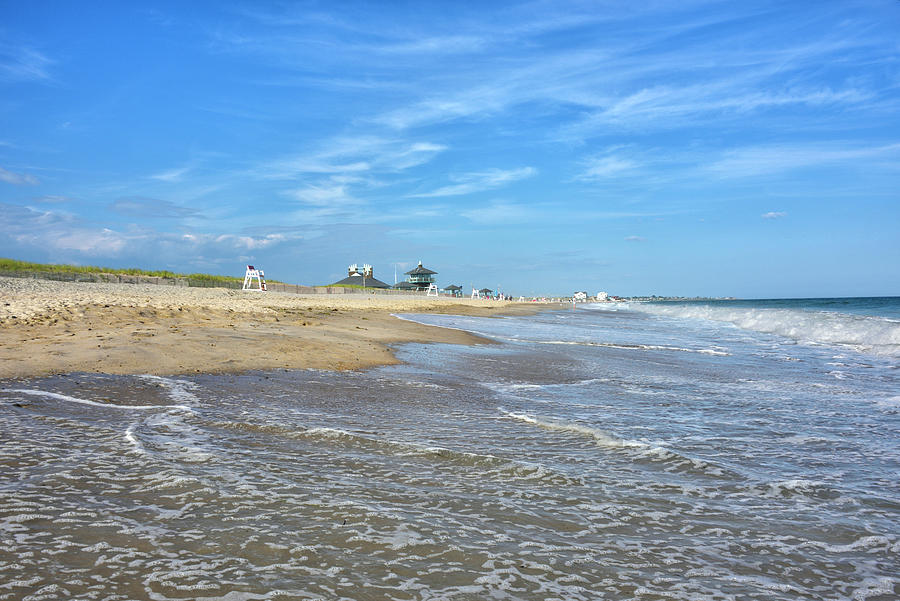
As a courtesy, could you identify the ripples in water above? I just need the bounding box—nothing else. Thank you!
[2,304,899,600]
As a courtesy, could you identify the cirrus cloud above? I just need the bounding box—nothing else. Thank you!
[0,165,39,185]
[110,197,201,219]
[409,166,536,198]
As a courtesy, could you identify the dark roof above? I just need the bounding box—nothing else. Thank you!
[405,262,437,275]
[444,284,462,290]
[330,273,391,288]
[392,281,419,290]
[478,288,493,293]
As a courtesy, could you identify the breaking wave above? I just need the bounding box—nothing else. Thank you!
[632,303,900,357]
[500,410,735,478]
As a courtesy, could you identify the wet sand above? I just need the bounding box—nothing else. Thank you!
[0,277,550,378]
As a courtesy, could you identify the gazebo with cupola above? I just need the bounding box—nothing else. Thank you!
[404,261,437,291]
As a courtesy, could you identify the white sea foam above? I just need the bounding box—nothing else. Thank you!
[514,339,730,355]
[399,380,450,390]
[483,378,612,398]
[493,383,545,391]
[137,375,201,404]
[124,425,145,455]
[632,303,900,357]
[811,535,895,554]
[764,478,824,498]
[297,425,579,484]
[303,426,352,439]
[4,389,193,412]
[849,576,900,601]
[582,303,625,312]
[874,395,900,409]
[500,409,734,478]
[783,434,834,445]
[136,412,215,463]
[500,409,644,449]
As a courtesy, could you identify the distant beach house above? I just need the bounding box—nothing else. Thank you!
[444,284,462,297]
[330,264,391,289]
[400,261,437,291]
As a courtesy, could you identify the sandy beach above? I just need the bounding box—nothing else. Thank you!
[0,276,550,378]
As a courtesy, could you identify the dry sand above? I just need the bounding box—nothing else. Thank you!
[0,277,553,378]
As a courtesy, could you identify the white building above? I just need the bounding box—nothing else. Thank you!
[596,291,609,301]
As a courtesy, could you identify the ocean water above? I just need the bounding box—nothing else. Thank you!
[1,298,899,600]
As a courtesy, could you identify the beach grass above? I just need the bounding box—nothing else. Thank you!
[0,257,262,284]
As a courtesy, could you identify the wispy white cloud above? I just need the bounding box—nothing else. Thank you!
[253,137,451,224]
[225,9,486,60]
[0,165,39,185]
[762,211,787,220]
[286,183,360,207]
[149,165,192,182]
[578,151,640,180]
[582,209,680,221]
[357,6,888,137]
[32,195,72,203]
[2,202,293,260]
[378,142,446,170]
[110,197,201,218]
[378,35,487,56]
[210,233,286,250]
[707,143,900,178]
[138,7,177,28]
[459,200,676,226]
[263,138,446,180]
[3,204,128,255]
[52,228,129,254]
[375,85,511,130]
[460,200,537,224]
[597,84,862,124]
[0,43,53,82]
[624,235,646,242]
[410,167,536,198]
[266,158,371,178]
[580,83,871,134]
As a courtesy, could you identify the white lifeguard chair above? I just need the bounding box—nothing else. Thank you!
[242,265,267,291]
[426,283,439,297]
[471,287,480,299]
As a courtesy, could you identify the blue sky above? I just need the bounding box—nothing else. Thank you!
[1,1,898,298]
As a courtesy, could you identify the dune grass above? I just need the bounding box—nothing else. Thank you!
[0,258,243,283]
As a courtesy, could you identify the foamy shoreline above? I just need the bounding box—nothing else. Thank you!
[0,276,551,378]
